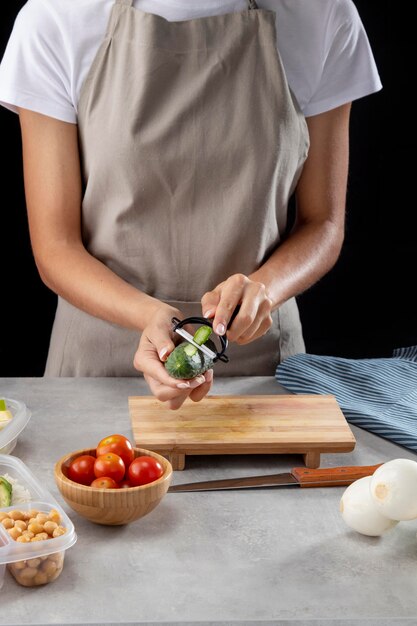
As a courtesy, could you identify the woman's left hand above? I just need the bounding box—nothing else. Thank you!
[201,274,273,345]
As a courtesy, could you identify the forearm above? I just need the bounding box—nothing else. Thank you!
[35,241,168,331]
[251,104,350,309]
[249,217,343,309]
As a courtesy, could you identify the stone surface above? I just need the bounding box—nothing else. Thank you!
[0,377,416,625]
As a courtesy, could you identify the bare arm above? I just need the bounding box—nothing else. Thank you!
[202,103,351,342]
[18,108,210,407]
[18,108,162,330]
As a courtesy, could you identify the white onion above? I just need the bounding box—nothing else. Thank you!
[340,476,399,536]
[370,458,417,521]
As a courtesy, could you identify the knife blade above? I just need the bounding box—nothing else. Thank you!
[168,463,383,492]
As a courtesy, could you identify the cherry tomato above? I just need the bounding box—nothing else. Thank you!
[90,477,119,489]
[96,434,134,470]
[68,454,96,486]
[128,456,164,486]
[118,479,132,489]
[94,453,125,482]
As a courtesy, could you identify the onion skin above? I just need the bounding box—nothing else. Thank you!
[370,459,417,521]
[340,476,399,537]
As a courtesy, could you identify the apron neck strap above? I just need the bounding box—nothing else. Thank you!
[115,0,257,8]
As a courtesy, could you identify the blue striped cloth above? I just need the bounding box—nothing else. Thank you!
[275,346,417,452]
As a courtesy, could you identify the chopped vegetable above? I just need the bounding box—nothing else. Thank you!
[1,473,31,505]
[0,476,12,507]
[165,325,214,379]
[0,398,13,431]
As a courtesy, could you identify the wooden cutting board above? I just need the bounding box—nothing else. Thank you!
[129,394,356,470]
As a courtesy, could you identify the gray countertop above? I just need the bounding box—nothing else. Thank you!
[0,377,416,626]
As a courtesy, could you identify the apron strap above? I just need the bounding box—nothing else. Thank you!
[115,0,256,9]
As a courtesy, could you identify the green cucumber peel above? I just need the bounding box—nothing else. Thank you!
[183,325,213,357]
[193,325,213,346]
[0,476,12,494]
[0,399,7,411]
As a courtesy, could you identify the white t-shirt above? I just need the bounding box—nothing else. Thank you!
[0,0,382,123]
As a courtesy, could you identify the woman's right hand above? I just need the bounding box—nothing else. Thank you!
[133,304,213,410]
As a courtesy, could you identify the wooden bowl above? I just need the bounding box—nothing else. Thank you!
[54,447,172,526]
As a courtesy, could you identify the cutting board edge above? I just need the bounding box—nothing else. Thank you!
[138,441,357,454]
[128,393,339,403]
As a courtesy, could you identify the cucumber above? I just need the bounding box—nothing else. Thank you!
[0,476,12,507]
[165,325,214,379]
[0,399,13,432]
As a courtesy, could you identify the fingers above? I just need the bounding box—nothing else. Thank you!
[201,288,222,320]
[228,286,272,342]
[144,369,213,410]
[212,274,248,336]
[204,274,273,344]
[189,369,213,402]
[235,313,273,345]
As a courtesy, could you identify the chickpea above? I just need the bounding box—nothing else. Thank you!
[0,512,9,521]
[8,526,22,540]
[14,519,27,532]
[48,552,64,565]
[36,513,49,525]
[41,558,57,576]
[16,534,31,543]
[27,510,39,519]
[48,509,61,524]
[11,560,26,570]
[31,532,48,542]
[43,521,58,535]
[2,518,14,529]
[27,522,44,535]
[21,530,34,540]
[8,510,25,521]
[33,571,49,585]
[52,526,66,538]
[27,558,42,569]
[19,567,38,580]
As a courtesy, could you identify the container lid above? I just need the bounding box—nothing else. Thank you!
[0,455,77,565]
[0,398,31,452]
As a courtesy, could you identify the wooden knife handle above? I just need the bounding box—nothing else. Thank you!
[291,464,383,487]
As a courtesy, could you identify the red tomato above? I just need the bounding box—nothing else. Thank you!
[128,456,164,486]
[96,434,134,470]
[94,453,125,482]
[68,455,96,486]
[90,477,119,489]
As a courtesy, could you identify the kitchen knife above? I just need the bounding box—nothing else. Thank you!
[168,464,383,492]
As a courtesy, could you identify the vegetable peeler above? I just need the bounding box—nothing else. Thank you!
[171,316,229,363]
[171,306,240,364]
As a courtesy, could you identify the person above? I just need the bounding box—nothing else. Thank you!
[0,0,381,409]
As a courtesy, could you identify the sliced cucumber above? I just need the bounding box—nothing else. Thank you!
[0,476,12,507]
[165,325,215,380]
[193,325,212,346]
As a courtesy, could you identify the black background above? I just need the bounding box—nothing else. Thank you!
[0,1,413,377]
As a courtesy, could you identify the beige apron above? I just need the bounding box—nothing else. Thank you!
[45,0,309,377]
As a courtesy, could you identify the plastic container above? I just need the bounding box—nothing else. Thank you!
[0,455,77,589]
[0,398,31,455]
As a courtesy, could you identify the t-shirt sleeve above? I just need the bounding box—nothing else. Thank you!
[0,0,76,123]
[303,0,382,117]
